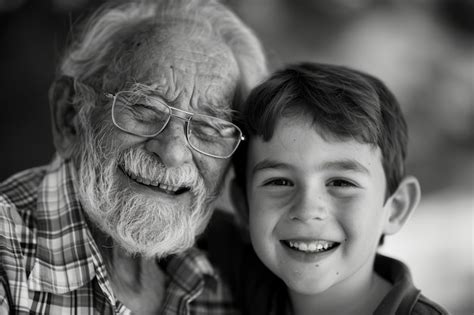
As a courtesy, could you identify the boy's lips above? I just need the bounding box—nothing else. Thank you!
[279,238,340,263]
[279,238,341,264]
[281,239,340,253]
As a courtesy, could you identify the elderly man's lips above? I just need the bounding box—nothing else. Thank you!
[119,166,190,195]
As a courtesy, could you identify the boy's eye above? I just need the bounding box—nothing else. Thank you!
[327,179,357,187]
[263,178,294,186]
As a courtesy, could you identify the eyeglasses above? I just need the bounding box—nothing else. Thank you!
[105,91,245,159]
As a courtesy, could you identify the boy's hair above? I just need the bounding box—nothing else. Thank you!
[234,62,408,199]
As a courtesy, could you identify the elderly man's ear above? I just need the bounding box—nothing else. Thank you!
[49,76,79,159]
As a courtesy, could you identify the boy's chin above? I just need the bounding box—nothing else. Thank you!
[286,280,332,297]
[285,273,342,296]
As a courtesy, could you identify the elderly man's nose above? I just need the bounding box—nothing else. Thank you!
[144,120,192,167]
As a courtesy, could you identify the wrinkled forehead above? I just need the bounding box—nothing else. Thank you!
[104,21,240,114]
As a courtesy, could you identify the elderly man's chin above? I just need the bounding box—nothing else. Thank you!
[109,189,211,259]
[80,172,212,258]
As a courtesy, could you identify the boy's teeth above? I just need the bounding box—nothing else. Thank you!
[287,240,336,253]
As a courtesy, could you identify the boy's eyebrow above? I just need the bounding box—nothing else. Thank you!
[251,159,291,175]
[251,158,371,175]
[321,159,371,175]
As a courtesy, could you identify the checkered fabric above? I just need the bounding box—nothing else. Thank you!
[0,156,239,314]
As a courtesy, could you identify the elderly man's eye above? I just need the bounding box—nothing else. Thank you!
[129,104,164,121]
[191,120,235,140]
[191,125,221,141]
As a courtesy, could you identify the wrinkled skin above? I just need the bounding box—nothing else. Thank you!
[93,23,240,207]
[69,23,241,313]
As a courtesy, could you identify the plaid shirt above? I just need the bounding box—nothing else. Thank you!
[0,156,239,314]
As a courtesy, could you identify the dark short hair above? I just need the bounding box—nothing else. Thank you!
[234,62,408,199]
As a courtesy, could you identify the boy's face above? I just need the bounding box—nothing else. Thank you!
[246,116,391,296]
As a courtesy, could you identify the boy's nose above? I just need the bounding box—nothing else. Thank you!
[288,190,329,222]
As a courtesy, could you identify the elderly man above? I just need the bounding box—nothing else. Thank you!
[0,0,267,313]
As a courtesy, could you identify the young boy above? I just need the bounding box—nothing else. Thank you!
[230,62,449,314]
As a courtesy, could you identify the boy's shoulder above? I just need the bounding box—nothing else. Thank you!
[374,254,450,315]
[411,294,451,315]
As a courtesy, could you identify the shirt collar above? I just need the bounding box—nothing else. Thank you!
[374,254,421,314]
[158,247,219,315]
[27,156,101,295]
[161,246,219,293]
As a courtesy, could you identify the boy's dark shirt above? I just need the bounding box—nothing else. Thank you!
[201,211,450,315]
[372,255,449,314]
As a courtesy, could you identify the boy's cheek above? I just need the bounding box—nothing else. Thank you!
[248,199,292,233]
[249,189,294,209]
[249,209,277,240]
[249,198,283,218]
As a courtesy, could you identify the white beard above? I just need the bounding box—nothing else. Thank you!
[74,121,216,258]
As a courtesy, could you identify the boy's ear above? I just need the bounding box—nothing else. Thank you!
[49,76,79,159]
[383,176,421,235]
[230,178,249,226]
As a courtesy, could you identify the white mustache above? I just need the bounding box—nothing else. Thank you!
[118,148,202,190]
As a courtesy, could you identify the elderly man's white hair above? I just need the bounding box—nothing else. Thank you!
[59,0,267,112]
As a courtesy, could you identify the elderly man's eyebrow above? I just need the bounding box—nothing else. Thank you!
[198,102,235,119]
[127,82,160,94]
[127,82,234,119]
[251,159,291,176]
[321,159,371,174]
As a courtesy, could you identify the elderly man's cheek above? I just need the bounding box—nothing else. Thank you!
[199,158,230,195]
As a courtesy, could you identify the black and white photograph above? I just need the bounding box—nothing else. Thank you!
[1,0,472,314]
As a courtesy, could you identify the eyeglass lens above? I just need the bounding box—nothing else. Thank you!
[112,91,241,157]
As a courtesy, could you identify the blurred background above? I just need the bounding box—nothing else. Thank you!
[0,0,472,313]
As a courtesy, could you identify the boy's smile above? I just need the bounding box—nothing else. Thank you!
[279,238,340,264]
[246,116,393,299]
[283,239,339,254]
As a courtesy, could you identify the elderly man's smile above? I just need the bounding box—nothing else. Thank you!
[119,165,191,195]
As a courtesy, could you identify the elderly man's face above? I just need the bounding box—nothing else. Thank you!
[76,24,240,257]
